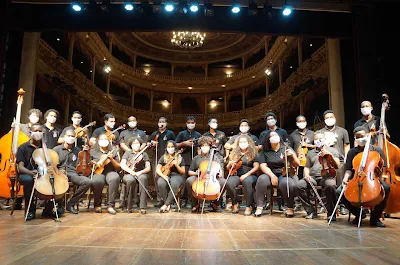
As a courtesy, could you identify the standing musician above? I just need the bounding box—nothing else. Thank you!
[90,133,121,215]
[53,128,92,214]
[90,114,119,146]
[119,116,147,152]
[203,118,227,159]
[148,117,176,207]
[319,110,350,215]
[155,140,185,213]
[120,136,151,214]
[259,112,290,146]
[58,111,89,150]
[175,116,201,208]
[42,109,62,149]
[255,131,300,217]
[295,132,340,220]
[340,126,390,227]
[186,136,225,212]
[225,135,259,216]
[20,109,43,136]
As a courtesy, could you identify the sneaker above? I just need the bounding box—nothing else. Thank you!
[107,207,117,215]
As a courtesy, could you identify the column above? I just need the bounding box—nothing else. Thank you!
[18,32,40,123]
[298,38,303,65]
[242,88,245,110]
[131,87,135,108]
[326,38,345,127]
[204,94,208,114]
[91,57,96,83]
[205,64,208,78]
[150,90,154,112]
[88,105,93,134]
[133,53,137,68]
[108,35,113,53]
[106,74,111,94]
[278,60,283,85]
[279,108,285,128]
[171,63,175,77]
[299,95,305,116]
[265,76,270,97]
[63,93,70,126]
[68,34,75,65]
[169,93,174,114]
[224,92,227,113]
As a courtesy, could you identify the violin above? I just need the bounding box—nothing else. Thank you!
[282,143,297,177]
[318,148,336,178]
[160,150,183,176]
[227,153,246,176]
[75,121,96,139]
[32,139,69,200]
[106,124,125,141]
[149,133,160,149]
[344,133,385,208]
[126,144,150,171]
[76,135,92,177]
[297,136,308,167]
[94,147,119,174]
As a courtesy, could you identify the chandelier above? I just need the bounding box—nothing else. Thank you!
[171,31,206,49]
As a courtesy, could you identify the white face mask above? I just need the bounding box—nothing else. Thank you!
[132,143,141,151]
[128,121,137,128]
[296,122,307,130]
[65,136,76,145]
[72,118,81,125]
[31,131,42,141]
[239,126,249,133]
[269,135,280,144]
[361,107,372,116]
[266,119,276,127]
[98,139,109,147]
[355,137,367,146]
[47,116,56,124]
[167,147,175,154]
[187,123,195,130]
[106,122,115,129]
[209,122,218,130]
[29,115,39,124]
[201,146,210,154]
[239,142,249,150]
[158,122,166,128]
[324,117,336,127]
[314,139,325,148]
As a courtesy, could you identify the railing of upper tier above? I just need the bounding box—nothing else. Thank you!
[38,39,327,128]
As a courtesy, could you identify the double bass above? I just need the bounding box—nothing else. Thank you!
[377,94,400,213]
[0,88,29,200]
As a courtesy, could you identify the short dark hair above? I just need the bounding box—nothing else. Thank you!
[159,117,168,122]
[44,109,59,119]
[296,115,306,122]
[198,136,213,146]
[104,114,115,121]
[240,119,250,125]
[27,109,42,118]
[30,123,42,130]
[208,118,217,123]
[186,116,196,122]
[264,112,277,120]
[353,126,366,134]
[127,136,143,146]
[64,128,75,135]
[323,110,334,118]
[72,111,82,117]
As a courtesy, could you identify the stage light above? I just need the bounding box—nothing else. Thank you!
[104,65,111,73]
[72,2,82,12]
[189,1,199,12]
[282,4,292,16]
[231,3,241,13]
[124,1,134,11]
[165,3,174,12]
[265,68,271,76]
[152,0,162,13]
[248,1,258,16]
[263,2,273,19]
[177,1,188,15]
[204,2,214,16]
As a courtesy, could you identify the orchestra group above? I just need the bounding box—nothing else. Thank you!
[8,97,395,228]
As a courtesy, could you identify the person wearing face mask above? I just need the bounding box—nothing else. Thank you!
[120,137,151,214]
[90,114,119,147]
[259,112,290,150]
[148,117,175,207]
[319,110,350,215]
[58,111,89,151]
[255,131,300,217]
[42,109,62,149]
[339,126,389,227]
[53,128,92,214]
[175,116,201,209]
[20,109,43,136]
[295,132,340,220]
[225,135,260,216]
[119,116,147,152]
[187,136,225,213]
[354,101,390,145]
[156,141,185,213]
[90,133,121,214]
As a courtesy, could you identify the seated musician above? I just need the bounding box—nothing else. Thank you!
[255,131,300,217]
[20,108,43,136]
[341,126,390,227]
[155,140,185,213]
[53,128,92,214]
[295,132,340,220]
[225,135,259,216]
[90,133,121,215]
[90,114,119,146]
[58,111,90,151]
[186,136,225,212]
[120,137,151,214]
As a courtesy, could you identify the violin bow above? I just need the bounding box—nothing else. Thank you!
[307,179,328,214]
[217,152,246,201]
[328,183,347,225]
[284,141,290,198]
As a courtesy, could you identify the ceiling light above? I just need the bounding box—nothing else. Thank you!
[56,38,60,41]
[81,61,83,64]
[124,1,134,11]
[221,85,226,88]
[211,102,217,108]
[189,1,199,12]
[152,0,162,13]
[290,66,293,69]
[165,3,174,12]
[72,2,82,12]
[310,43,313,47]
[265,68,271,76]
[231,3,241,13]
[282,4,292,16]
[188,86,193,89]
[90,70,93,73]
[104,65,111,73]
[162,101,169,107]
[219,97,223,100]
[176,1,188,15]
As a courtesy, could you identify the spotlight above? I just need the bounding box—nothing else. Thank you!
[72,2,82,12]
[152,0,162,13]
[136,0,150,14]
[165,2,174,12]
[231,3,241,13]
[100,0,111,12]
[248,1,258,16]
[263,2,273,19]
[124,1,134,11]
[282,4,292,16]
[189,1,199,12]
[204,2,214,16]
[104,65,111,73]
[265,68,271,76]
[177,1,188,15]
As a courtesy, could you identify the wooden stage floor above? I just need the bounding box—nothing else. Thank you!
[0,205,399,265]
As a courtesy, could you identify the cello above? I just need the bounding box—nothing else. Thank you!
[0,88,30,200]
[377,94,400,213]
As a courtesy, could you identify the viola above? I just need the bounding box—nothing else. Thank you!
[94,147,119,175]
[106,124,125,142]
[226,153,246,176]
[160,150,183,176]
[76,135,92,177]
[297,136,308,167]
[126,144,150,171]
[344,133,385,208]
[282,143,297,177]
[318,148,336,178]
[75,121,96,139]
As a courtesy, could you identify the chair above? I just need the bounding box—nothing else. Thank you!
[269,185,283,215]
[64,182,79,211]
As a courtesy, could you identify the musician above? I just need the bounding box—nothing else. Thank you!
[58,111,90,150]
[175,116,201,208]
[259,112,290,147]
[53,128,92,214]
[120,136,151,214]
[90,133,121,214]
[155,140,185,213]
[186,136,225,212]
[226,135,259,216]
[202,118,227,159]
[319,110,350,215]
[90,114,119,146]
[119,116,147,152]
[148,117,176,207]
[295,132,340,220]
[341,126,390,227]
[255,131,300,217]
[42,109,62,149]
[20,108,43,136]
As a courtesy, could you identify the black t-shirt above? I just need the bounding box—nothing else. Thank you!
[227,133,260,146]
[202,130,227,157]
[175,129,202,166]
[354,115,380,145]
[90,147,120,173]
[345,145,386,179]
[16,141,41,171]
[148,129,176,161]
[257,145,295,176]
[118,128,147,146]
[42,124,62,149]
[60,125,91,150]
[122,151,150,172]
[53,144,80,174]
[259,127,290,146]
[158,154,184,175]
[289,129,315,153]
[189,152,224,177]
[92,126,120,145]
[234,155,256,176]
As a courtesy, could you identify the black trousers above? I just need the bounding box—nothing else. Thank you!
[68,172,92,205]
[226,175,257,207]
[123,173,148,209]
[158,173,184,206]
[91,171,120,207]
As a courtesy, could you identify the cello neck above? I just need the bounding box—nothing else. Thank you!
[41,140,53,167]
[205,148,215,174]
[358,134,372,173]
[12,89,25,155]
